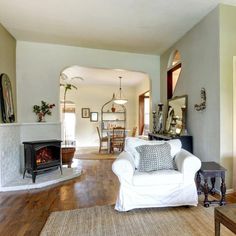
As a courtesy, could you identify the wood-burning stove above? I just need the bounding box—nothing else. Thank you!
[23,140,62,183]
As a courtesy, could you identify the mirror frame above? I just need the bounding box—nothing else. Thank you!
[165,95,188,134]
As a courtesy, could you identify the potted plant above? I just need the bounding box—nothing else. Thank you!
[60,83,77,167]
[33,101,55,122]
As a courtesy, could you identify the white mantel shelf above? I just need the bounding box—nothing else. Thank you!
[0,122,61,127]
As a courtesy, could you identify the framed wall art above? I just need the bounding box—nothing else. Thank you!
[90,112,98,122]
[81,108,90,118]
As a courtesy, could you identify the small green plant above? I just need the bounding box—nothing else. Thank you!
[60,83,77,110]
[33,101,55,122]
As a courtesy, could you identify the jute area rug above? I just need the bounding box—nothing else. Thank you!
[74,147,118,160]
[40,204,234,236]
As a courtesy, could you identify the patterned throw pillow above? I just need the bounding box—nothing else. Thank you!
[135,143,176,172]
[125,137,182,169]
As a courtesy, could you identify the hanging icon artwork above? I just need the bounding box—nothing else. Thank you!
[0,73,15,123]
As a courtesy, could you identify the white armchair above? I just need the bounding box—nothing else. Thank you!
[112,138,201,211]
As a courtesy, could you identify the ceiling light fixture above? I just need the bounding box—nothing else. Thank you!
[113,76,128,105]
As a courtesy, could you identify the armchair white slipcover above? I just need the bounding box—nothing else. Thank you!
[112,138,201,211]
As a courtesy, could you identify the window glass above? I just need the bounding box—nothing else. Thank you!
[172,67,181,93]
[144,97,150,135]
[172,51,180,66]
[64,112,76,144]
[61,103,76,146]
[167,50,181,99]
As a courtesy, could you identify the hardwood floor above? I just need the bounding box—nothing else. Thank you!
[0,160,119,236]
[0,158,236,236]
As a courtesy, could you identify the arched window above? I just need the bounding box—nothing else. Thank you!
[167,50,181,99]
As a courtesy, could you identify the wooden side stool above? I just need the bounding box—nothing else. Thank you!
[196,161,226,207]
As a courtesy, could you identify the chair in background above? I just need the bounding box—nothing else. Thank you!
[110,127,125,153]
[131,127,137,137]
[96,127,108,153]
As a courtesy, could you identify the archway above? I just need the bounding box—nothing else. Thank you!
[59,65,151,150]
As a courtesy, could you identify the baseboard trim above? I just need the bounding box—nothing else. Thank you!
[226,188,234,194]
[214,188,234,195]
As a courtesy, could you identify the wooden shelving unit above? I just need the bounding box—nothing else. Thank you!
[101,96,126,137]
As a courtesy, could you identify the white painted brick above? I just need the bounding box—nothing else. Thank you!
[0,123,61,186]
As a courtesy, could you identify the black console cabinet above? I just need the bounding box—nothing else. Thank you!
[148,133,193,154]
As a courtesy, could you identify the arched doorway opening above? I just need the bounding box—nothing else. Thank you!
[59,65,151,152]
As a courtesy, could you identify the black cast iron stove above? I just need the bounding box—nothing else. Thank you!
[23,140,62,183]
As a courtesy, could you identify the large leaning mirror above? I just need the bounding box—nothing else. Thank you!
[165,95,187,135]
[0,73,15,123]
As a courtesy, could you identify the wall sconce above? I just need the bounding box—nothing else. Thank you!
[194,88,206,111]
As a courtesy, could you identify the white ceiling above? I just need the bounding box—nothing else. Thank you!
[60,66,149,87]
[0,0,236,54]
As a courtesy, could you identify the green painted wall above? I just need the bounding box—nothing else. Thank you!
[0,23,16,122]
[160,7,221,182]
[16,41,159,123]
[160,4,236,190]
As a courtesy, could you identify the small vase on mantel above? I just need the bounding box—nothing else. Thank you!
[38,113,46,122]
[111,104,116,112]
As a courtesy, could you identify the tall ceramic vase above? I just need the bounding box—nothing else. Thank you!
[152,111,157,134]
[157,103,164,134]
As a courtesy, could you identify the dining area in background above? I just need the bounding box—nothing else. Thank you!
[109,127,125,153]
[96,126,130,154]
[107,127,130,153]
[97,93,127,153]
[96,127,108,153]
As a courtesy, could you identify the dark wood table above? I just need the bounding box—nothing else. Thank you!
[196,161,226,207]
[148,133,193,153]
[215,204,236,236]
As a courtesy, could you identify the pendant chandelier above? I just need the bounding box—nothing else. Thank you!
[113,76,128,105]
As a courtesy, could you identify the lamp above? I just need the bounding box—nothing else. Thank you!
[113,76,128,105]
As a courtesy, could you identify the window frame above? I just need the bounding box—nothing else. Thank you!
[167,63,181,99]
